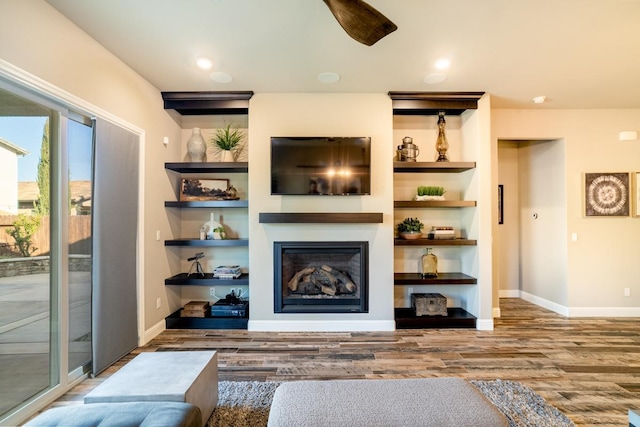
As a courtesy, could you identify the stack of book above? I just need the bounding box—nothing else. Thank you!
[213,265,242,279]
[427,226,456,240]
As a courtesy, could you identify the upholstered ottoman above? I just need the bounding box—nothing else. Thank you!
[267,378,508,427]
[24,402,201,427]
[84,351,217,427]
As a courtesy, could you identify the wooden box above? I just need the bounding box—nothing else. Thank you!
[411,293,447,316]
[180,301,210,318]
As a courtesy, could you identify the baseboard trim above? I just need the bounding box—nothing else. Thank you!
[141,319,166,345]
[248,320,396,332]
[499,289,520,298]
[503,291,640,317]
[476,318,494,331]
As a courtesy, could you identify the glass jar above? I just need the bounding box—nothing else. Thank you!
[421,248,438,277]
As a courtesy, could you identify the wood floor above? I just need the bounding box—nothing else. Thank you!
[56,298,639,426]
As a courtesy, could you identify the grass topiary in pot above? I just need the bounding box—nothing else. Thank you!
[416,186,446,201]
[397,217,424,239]
[211,123,245,162]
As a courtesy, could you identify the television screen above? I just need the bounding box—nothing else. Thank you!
[271,137,371,195]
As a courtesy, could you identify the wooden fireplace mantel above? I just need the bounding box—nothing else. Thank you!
[259,212,383,224]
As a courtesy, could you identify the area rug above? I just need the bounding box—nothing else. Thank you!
[208,379,575,427]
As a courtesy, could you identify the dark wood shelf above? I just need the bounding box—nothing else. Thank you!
[165,162,248,173]
[161,91,253,115]
[394,238,476,246]
[394,200,476,208]
[393,162,476,173]
[395,307,476,329]
[394,272,477,285]
[165,309,248,330]
[259,212,383,224]
[388,92,484,116]
[165,200,248,208]
[165,273,249,286]
[165,238,249,247]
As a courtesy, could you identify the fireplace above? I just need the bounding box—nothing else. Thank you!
[274,241,368,313]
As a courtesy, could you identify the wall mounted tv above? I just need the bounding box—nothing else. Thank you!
[271,137,371,196]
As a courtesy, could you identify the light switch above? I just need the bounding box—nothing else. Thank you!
[571,233,578,241]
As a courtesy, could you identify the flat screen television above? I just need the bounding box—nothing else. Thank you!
[271,136,371,195]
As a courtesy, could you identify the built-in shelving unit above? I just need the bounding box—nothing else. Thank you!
[165,310,248,329]
[259,212,383,224]
[391,92,484,329]
[164,238,249,247]
[165,200,248,208]
[394,272,477,286]
[165,273,250,286]
[162,91,253,330]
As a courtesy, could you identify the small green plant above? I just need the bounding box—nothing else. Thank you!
[213,226,226,239]
[417,186,446,196]
[397,217,424,233]
[6,214,41,257]
[211,123,244,151]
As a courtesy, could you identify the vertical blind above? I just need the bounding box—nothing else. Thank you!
[91,117,139,375]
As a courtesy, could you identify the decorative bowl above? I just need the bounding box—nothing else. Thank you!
[400,232,423,240]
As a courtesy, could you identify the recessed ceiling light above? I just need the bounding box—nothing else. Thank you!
[318,72,341,84]
[196,57,213,70]
[210,72,232,83]
[532,96,546,104]
[423,73,447,84]
[435,58,450,70]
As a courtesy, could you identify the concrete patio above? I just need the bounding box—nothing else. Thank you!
[0,271,91,417]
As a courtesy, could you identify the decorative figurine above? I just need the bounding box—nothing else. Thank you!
[435,111,449,162]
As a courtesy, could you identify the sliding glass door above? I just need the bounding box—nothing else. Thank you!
[67,118,93,375]
[0,84,93,420]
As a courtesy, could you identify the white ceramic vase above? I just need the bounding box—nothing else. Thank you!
[186,127,206,162]
[220,150,234,162]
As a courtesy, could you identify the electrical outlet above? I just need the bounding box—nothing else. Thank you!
[624,288,631,297]
[156,297,161,309]
[209,287,216,297]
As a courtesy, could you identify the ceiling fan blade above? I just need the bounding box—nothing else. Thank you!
[322,0,397,46]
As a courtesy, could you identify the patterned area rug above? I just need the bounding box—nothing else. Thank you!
[208,379,574,427]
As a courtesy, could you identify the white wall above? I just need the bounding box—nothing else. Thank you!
[493,109,640,315]
[0,0,182,340]
[518,139,568,305]
[247,93,395,331]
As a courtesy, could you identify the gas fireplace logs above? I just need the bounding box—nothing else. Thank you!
[287,265,356,296]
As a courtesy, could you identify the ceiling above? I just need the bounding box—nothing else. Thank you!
[45,0,640,109]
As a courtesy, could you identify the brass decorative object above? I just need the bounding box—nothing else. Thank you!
[435,111,449,162]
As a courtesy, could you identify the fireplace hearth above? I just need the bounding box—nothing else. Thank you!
[274,241,368,313]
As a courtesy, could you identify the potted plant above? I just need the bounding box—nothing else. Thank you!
[416,186,446,201]
[211,123,244,162]
[397,217,424,239]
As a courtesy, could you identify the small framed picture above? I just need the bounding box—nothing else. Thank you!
[584,172,630,217]
[180,178,229,201]
[498,184,504,224]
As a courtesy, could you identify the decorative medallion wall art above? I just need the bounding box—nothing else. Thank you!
[584,172,630,217]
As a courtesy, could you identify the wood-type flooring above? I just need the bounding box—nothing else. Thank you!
[55,298,640,426]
